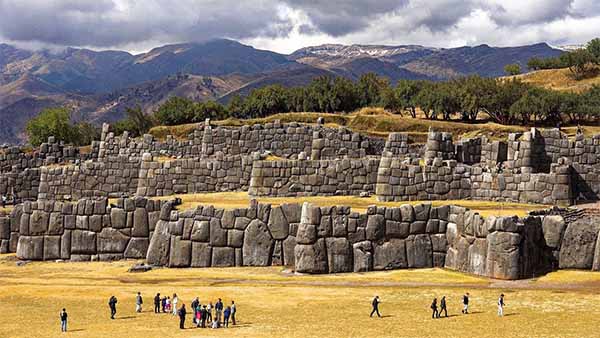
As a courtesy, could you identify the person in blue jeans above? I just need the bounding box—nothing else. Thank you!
[60,308,68,332]
[223,306,231,327]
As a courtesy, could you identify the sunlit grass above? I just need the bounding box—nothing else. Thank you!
[149,192,549,217]
[0,255,599,338]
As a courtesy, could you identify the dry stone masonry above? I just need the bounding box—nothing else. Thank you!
[5,120,600,279]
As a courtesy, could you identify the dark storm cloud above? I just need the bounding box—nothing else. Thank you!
[282,0,409,36]
[0,0,290,48]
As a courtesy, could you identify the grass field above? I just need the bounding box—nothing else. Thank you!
[511,67,600,93]
[150,192,550,217]
[0,254,599,338]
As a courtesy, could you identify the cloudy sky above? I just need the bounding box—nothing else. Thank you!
[0,0,599,54]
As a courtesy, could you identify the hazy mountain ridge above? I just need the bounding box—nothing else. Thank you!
[0,39,562,144]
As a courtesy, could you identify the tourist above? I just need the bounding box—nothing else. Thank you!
[498,294,505,317]
[195,303,202,327]
[215,298,224,324]
[462,293,469,314]
[136,292,143,313]
[161,296,167,313]
[191,297,199,324]
[439,296,448,318]
[108,295,118,319]
[166,296,171,313]
[231,300,236,325]
[206,302,213,322]
[154,293,161,313]
[1,194,6,208]
[370,296,381,317]
[431,298,438,319]
[60,308,68,332]
[178,304,187,329]
[201,305,208,328]
[211,318,220,329]
[223,306,231,327]
[172,294,178,316]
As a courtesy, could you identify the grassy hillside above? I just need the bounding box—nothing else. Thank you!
[509,67,600,92]
[149,108,527,143]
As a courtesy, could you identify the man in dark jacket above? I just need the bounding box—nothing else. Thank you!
[431,298,438,319]
[154,293,161,314]
[200,305,208,328]
[191,297,199,324]
[440,296,448,318]
[462,293,469,314]
[178,304,187,329]
[370,296,381,317]
[108,296,118,319]
[215,298,224,324]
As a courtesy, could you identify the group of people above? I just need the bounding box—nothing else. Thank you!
[370,292,507,320]
[148,293,237,330]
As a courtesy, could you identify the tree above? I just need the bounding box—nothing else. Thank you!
[482,79,529,125]
[564,49,596,79]
[153,97,196,125]
[226,95,244,117]
[504,63,522,76]
[389,80,423,117]
[586,38,600,63]
[357,73,389,107]
[192,101,228,122]
[454,76,497,121]
[26,107,82,146]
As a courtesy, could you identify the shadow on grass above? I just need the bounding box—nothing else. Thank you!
[116,316,137,320]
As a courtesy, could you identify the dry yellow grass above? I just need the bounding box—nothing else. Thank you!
[0,255,599,338]
[150,192,549,217]
[511,67,600,93]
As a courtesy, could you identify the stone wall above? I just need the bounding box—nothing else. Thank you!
[15,197,163,261]
[136,154,253,197]
[14,198,600,280]
[0,168,41,200]
[248,158,380,197]
[376,158,472,202]
[38,156,141,200]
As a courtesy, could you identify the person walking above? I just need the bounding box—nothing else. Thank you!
[223,306,231,328]
[108,296,118,319]
[431,298,439,319]
[136,292,143,313]
[462,293,469,314]
[60,308,68,332]
[172,294,179,316]
[178,304,187,329]
[215,298,224,324]
[498,294,505,317]
[154,293,161,314]
[370,296,381,317]
[231,300,236,325]
[440,296,448,318]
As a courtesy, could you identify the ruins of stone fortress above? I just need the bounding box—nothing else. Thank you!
[2,119,600,280]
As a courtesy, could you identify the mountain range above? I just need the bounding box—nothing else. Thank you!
[0,39,562,143]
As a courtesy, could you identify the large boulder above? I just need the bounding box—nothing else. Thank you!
[282,236,297,266]
[373,239,407,270]
[169,236,191,268]
[296,223,317,244]
[30,210,49,235]
[542,215,566,249]
[43,236,61,260]
[267,206,289,240]
[468,238,488,276]
[211,247,235,267]
[124,238,149,258]
[406,234,433,268]
[243,219,274,266]
[146,220,171,266]
[559,218,600,269]
[366,214,385,241]
[71,230,96,254]
[295,238,328,274]
[190,220,210,242]
[326,237,352,273]
[110,208,127,229]
[353,241,373,272]
[191,242,212,267]
[16,236,43,260]
[209,218,227,247]
[132,208,149,237]
[97,228,130,253]
[445,236,470,272]
[486,231,521,279]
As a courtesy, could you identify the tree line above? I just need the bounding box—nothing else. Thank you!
[526,38,600,79]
